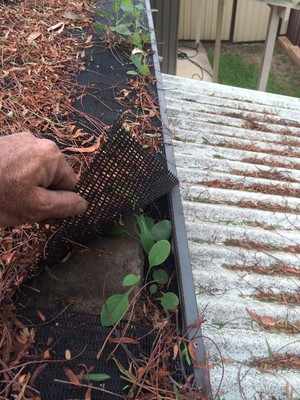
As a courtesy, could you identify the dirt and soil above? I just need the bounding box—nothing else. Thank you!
[18,218,143,313]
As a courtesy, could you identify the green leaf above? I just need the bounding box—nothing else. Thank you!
[140,232,155,254]
[143,31,151,43]
[153,269,168,285]
[266,340,275,361]
[113,0,120,13]
[160,292,179,310]
[120,0,134,12]
[83,373,111,382]
[213,322,229,330]
[93,22,108,30]
[93,8,110,18]
[136,214,151,234]
[148,240,171,268]
[149,284,158,294]
[136,214,154,254]
[182,342,191,366]
[145,216,154,230]
[135,3,144,10]
[151,220,172,241]
[123,274,140,287]
[114,24,131,36]
[173,384,180,394]
[100,290,130,326]
[131,53,142,69]
[113,358,135,382]
[131,31,142,48]
[127,70,137,75]
[139,64,149,76]
[135,19,142,29]
[106,226,126,234]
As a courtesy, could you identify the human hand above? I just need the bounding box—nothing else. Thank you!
[0,132,88,227]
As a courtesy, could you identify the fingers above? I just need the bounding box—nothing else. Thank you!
[35,138,79,190]
[49,156,79,191]
[0,189,88,227]
[33,188,88,221]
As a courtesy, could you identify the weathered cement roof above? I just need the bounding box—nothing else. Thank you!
[162,73,300,399]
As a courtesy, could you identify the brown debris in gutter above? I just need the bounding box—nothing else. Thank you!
[0,0,164,312]
[0,0,98,303]
[0,2,180,399]
[0,0,98,141]
[0,2,104,397]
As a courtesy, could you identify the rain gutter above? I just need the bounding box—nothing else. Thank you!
[146,1,211,396]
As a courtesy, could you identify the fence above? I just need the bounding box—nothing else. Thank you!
[179,0,288,42]
[286,9,300,45]
[151,0,180,74]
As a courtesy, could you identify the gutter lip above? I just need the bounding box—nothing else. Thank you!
[145,1,212,397]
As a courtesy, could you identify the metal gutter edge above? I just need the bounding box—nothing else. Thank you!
[145,1,211,396]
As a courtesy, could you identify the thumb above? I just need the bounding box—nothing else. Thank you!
[36,188,88,220]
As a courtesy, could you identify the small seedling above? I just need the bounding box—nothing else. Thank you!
[127,51,149,77]
[100,210,179,326]
[136,210,179,311]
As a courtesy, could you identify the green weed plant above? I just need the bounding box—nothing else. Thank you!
[94,0,156,76]
[100,211,179,327]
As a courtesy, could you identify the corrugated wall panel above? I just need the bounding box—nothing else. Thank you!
[179,0,287,42]
[234,0,270,41]
[179,0,195,40]
[203,0,233,41]
[179,0,233,41]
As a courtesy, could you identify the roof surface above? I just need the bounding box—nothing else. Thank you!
[162,74,300,400]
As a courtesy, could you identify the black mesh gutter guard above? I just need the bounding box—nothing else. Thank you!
[146,0,211,396]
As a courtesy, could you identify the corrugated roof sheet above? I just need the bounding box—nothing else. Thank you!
[162,73,300,399]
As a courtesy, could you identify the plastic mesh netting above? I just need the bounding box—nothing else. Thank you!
[16,308,155,399]
[1,3,184,398]
[34,120,178,276]
[15,307,192,399]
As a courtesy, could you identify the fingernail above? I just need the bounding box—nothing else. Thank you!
[76,199,88,215]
